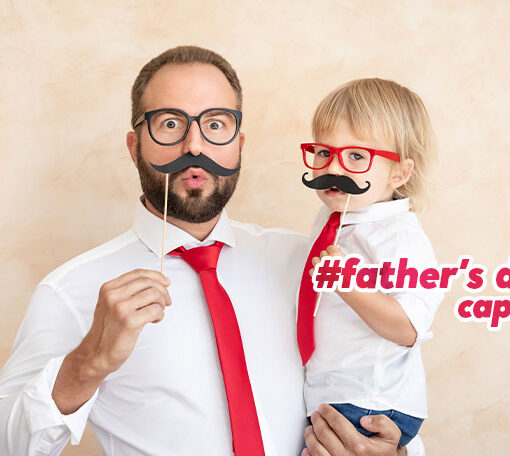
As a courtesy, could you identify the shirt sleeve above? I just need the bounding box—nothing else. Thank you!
[368,218,444,344]
[406,434,426,456]
[0,284,98,455]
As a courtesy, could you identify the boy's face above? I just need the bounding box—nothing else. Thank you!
[313,122,403,212]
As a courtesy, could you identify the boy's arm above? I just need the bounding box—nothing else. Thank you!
[311,245,417,346]
[336,288,417,347]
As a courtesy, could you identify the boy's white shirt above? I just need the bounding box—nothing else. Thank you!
[302,198,443,422]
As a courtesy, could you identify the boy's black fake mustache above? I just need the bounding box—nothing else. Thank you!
[150,152,240,176]
[301,173,371,194]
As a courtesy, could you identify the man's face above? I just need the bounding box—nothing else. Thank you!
[129,63,244,223]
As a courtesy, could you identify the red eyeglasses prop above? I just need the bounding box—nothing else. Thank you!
[301,143,400,173]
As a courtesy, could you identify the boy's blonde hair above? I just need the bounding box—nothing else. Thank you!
[312,78,435,212]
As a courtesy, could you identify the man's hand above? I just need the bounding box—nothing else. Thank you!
[302,404,402,456]
[52,269,171,414]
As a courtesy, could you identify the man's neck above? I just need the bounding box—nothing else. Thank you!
[142,195,221,242]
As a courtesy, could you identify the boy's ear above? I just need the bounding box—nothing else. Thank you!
[390,158,414,189]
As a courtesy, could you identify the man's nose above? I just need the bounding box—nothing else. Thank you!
[181,120,203,156]
[325,153,344,175]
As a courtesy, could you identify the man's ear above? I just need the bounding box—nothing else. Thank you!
[239,131,245,150]
[390,158,414,189]
[126,131,138,169]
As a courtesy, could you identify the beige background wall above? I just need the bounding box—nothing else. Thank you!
[1,1,509,454]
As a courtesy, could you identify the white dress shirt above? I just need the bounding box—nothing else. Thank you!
[304,198,443,421]
[0,199,426,456]
[0,200,308,455]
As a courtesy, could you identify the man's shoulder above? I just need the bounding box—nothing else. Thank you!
[230,219,308,248]
[40,230,140,290]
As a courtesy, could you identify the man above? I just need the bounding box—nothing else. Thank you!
[0,46,412,455]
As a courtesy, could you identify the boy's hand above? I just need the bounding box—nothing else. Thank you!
[309,244,346,277]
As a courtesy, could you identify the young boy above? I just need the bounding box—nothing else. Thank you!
[297,78,443,447]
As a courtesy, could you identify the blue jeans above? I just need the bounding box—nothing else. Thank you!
[325,403,424,447]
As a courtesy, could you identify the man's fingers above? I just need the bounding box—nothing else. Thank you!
[133,302,166,327]
[117,277,171,307]
[359,414,401,446]
[304,425,331,456]
[130,287,168,313]
[104,269,170,290]
[318,404,358,438]
[310,410,346,454]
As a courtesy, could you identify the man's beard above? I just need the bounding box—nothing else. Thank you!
[136,143,240,223]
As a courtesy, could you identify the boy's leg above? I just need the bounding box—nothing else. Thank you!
[329,403,386,437]
[388,410,424,447]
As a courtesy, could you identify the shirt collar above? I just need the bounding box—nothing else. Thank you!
[133,197,236,257]
[314,197,410,232]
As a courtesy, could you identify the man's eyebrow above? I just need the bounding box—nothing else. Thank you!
[203,109,235,116]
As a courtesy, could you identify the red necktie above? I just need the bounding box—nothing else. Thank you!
[169,242,265,456]
[297,212,341,366]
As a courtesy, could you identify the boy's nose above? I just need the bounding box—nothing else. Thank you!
[325,154,344,175]
[181,120,204,156]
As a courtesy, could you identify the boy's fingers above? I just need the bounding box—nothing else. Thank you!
[319,250,328,258]
[326,245,342,256]
[312,257,321,266]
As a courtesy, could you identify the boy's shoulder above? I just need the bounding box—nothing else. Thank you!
[367,211,436,262]
[372,210,424,238]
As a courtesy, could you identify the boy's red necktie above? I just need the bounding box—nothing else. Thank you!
[169,241,265,456]
[297,212,341,365]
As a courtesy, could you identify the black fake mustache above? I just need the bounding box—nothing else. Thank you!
[302,173,371,194]
[150,152,240,177]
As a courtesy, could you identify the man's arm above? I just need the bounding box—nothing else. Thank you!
[303,404,404,456]
[0,269,171,455]
[0,285,95,455]
[52,269,171,414]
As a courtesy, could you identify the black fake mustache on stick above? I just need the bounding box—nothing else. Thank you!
[150,152,240,176]
[302,173,371,194]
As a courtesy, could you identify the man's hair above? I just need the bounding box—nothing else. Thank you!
[131,45,242,130]
[312,78,436,212]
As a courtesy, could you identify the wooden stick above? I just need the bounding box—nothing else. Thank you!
[160,173,169,274]
[313,193,351,317]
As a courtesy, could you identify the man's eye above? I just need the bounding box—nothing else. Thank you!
[163,119,180,129]
[207,120,223,130]
[318,149,330,158]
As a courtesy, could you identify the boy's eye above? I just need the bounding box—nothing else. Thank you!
[349,152,364,160]
[318,149,330,158]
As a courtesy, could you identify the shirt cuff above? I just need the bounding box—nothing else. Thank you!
[396,295,436,344]
[21,355,98,445]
